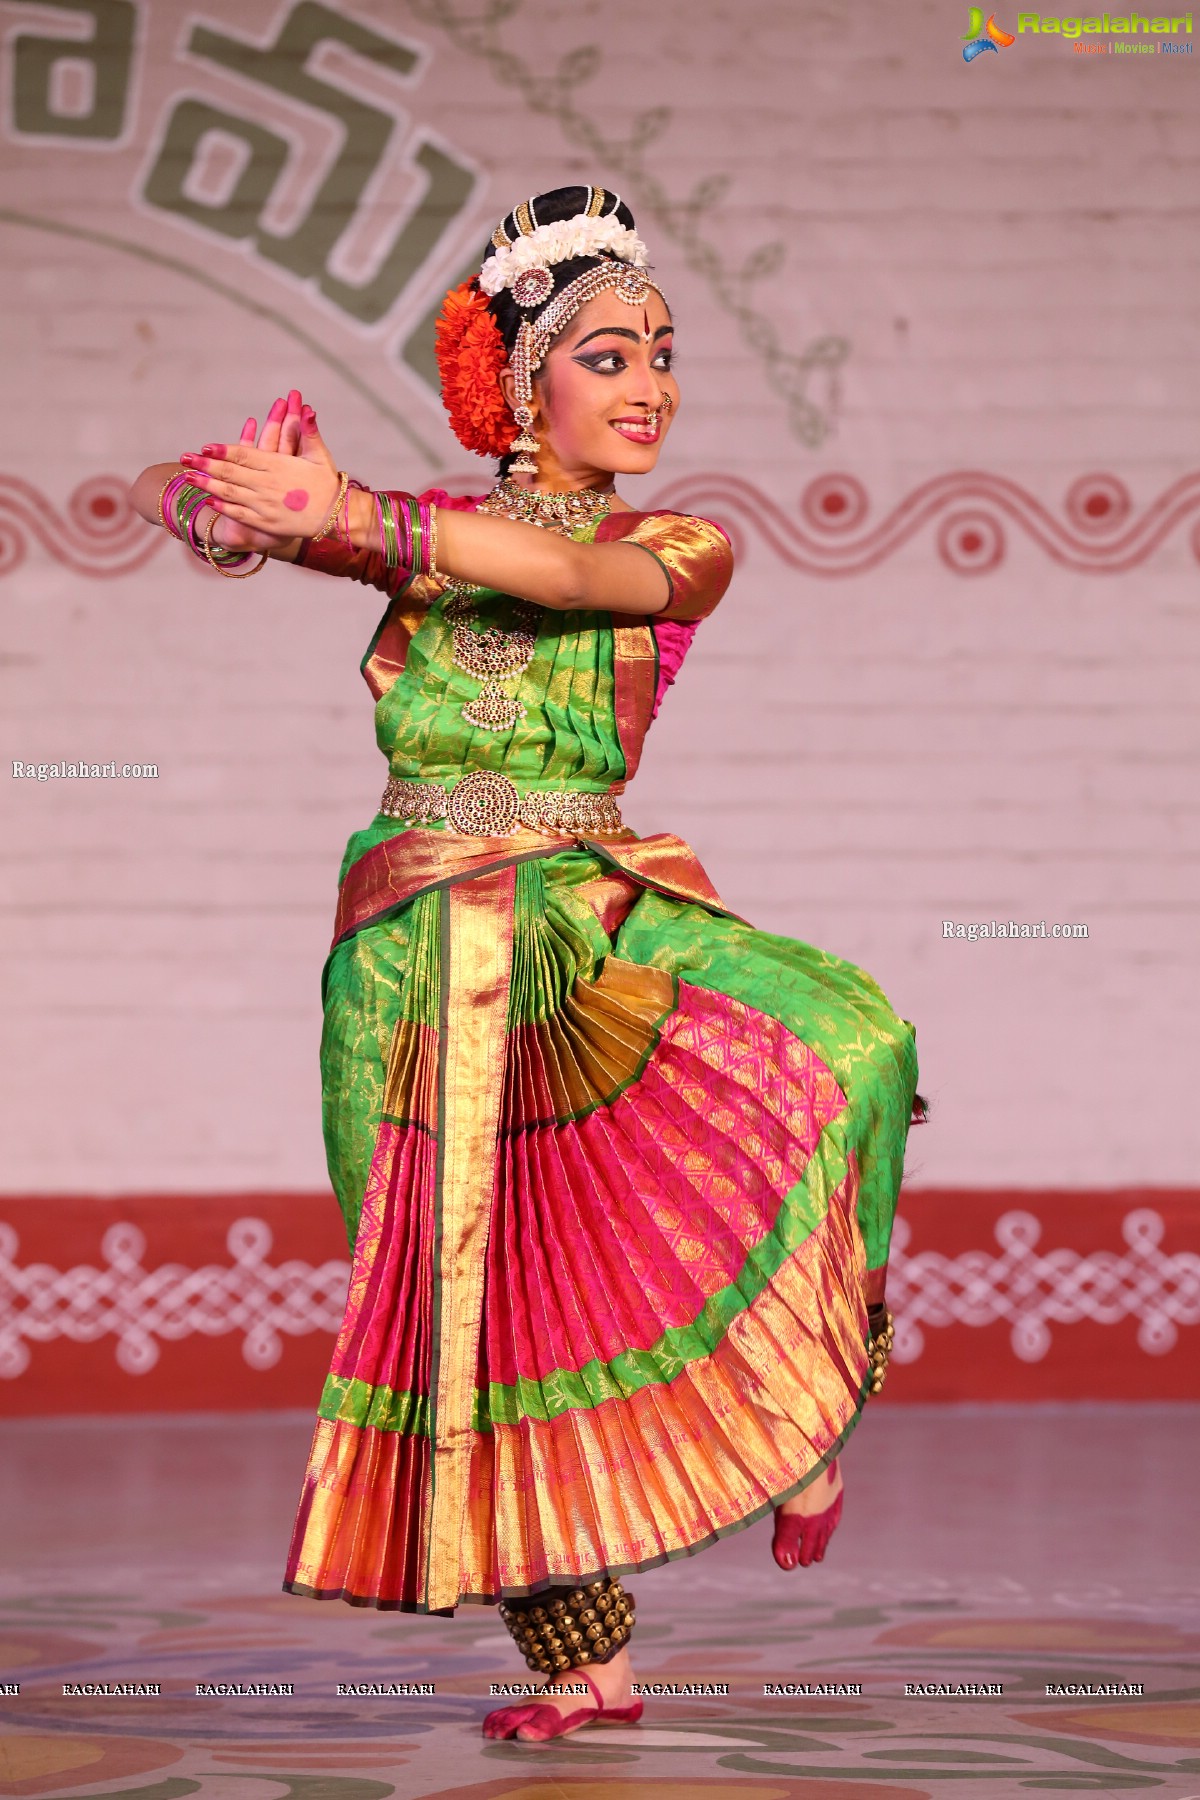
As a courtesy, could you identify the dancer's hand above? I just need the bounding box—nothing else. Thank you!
[203,393,309,551]
[253,388,335,463]
[180,403,342,539]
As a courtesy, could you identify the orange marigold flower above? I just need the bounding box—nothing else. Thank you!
[434,280,517,458]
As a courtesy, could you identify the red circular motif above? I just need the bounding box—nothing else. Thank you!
[1064,473,1131,534]
[68,477,133,539]
[937,509,1004,574]
[800,474,868,534]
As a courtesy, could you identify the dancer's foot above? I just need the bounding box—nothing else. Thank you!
[482,1648,641,1741]
[771,1459,844,1570]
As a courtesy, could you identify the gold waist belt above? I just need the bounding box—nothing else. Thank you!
[380,770,624,838]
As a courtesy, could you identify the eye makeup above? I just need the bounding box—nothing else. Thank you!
[572,344,676,375]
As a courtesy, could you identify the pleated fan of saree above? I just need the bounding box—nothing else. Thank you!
[283,498,921,1613]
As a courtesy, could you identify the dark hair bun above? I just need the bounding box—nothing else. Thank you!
[484,186,636,265]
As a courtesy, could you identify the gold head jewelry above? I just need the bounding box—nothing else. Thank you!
[481,190,669,464]
[510,263,668,418]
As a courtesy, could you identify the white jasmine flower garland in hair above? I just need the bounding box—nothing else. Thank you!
[479,215,649,297]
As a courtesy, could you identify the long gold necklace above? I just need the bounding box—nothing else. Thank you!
[441,477,614,732]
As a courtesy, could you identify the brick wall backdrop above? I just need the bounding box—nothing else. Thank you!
[1,0,1197,1406]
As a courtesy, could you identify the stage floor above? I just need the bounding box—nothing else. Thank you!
[0,1404,1198,1799]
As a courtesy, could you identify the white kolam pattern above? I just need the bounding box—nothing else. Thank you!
[1,1209,1197,1377]
[0,1218,350,1378]
[888,1208,1200,1364]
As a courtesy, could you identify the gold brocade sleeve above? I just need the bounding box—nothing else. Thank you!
[595,510,735,622]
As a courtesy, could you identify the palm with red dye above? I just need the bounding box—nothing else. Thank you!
[181,390,342,541]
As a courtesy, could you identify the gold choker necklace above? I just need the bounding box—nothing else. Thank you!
[441,479,614,733]
[474,476,615,531]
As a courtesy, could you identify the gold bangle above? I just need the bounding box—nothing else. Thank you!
[310,470,350,543]
[157,476,176,536]
[427,501,440,581]
[203,511,268,580]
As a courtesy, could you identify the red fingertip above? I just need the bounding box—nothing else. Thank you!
[268,398,286,419]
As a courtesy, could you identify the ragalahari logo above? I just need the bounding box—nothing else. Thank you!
[962,8,1017,56]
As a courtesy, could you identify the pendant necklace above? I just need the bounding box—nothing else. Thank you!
[440,477,614,732]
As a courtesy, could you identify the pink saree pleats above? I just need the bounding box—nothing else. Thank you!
[285,851,885,1613]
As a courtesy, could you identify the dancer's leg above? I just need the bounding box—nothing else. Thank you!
[773,1303,894,1567]
[484,1578,638,1740]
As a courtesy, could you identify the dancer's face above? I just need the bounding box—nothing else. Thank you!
[499,287,679,487]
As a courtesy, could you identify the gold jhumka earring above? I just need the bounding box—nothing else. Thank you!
[508,403,541,478]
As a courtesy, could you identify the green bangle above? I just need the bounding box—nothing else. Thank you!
[379,493,400,570]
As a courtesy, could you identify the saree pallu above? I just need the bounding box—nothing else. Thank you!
[284,823,919,1614]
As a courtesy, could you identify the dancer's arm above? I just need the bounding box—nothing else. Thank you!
[179,416,677,617]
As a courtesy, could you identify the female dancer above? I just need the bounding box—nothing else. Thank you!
[129,184,923,1743]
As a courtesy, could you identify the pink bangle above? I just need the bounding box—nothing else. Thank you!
[159,473,189,539]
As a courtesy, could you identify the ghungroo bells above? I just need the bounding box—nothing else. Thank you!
[866,1303,895,1397]
[498,1576,635,1673]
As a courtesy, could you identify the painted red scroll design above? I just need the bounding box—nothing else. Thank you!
[6,470,1200,578]
[0,475,158,579]
[644,470,1200,576]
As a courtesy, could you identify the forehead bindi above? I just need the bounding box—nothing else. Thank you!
[562,290,672,348]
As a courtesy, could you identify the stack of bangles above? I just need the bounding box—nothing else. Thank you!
[157,471,268,580]
[161,467,441,584]
[370,490,439,579]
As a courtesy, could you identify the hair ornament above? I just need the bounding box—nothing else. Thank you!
[479,215,649,300]
[433,278,518,457]
[510,262,664,404]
